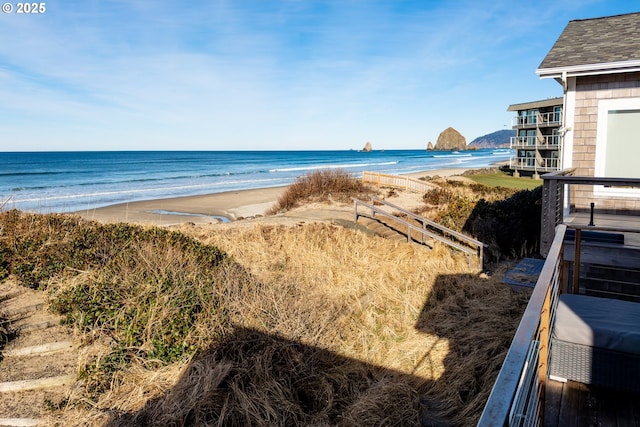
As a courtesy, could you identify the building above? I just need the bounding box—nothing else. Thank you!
[537,11,640,215]
[507,97,563,178]
[480,12,640,426]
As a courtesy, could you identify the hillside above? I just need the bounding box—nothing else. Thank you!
[469,129,514,148]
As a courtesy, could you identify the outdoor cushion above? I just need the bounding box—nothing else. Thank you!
[553,294,640,355]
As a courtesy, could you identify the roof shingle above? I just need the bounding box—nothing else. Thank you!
[538,12,640,70]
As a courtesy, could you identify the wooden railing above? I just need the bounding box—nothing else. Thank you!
[478,225,566,426]
[361,171,438,193]
[353,196,484,267]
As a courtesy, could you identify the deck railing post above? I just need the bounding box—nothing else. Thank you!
[541,177,556,257]
[538,284,552,421]
[354,199,358,223]
[572,228,581,294]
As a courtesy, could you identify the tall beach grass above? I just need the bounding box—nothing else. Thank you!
[0,170,533,426]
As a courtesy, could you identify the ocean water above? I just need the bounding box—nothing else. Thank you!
[0,149,512,213]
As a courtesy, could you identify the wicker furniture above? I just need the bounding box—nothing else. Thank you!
[549,294,640,393]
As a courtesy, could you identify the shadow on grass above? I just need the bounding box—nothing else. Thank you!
[104,273,527,427]
[463,187,542,262]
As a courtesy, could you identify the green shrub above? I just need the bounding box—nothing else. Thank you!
[419,182,542,261]
[0,210,235,396]
[0,211,225,289]
[422,183,518,232]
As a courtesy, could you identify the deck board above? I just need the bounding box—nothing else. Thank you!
[545,379,640,426]
[544,380,563,426]
[565,212,640,248]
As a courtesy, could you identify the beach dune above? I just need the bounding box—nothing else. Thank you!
[75,168,472,226]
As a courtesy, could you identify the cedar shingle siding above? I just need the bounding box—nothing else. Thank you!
[538,12,640,213]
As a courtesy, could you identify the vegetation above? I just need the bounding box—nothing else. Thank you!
[0,205,529,426]
[267,169,375,214]
[418,179,542,261]
[464,171,542,191]
[0,300,9,355]
[419,180,519,230]
[0,210,232,394]
[464,187,543,260]
[0,169,543,425]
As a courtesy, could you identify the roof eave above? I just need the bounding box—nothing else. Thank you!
[507,97,564,111]
[536,59,640,80]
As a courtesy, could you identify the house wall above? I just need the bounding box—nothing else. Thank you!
[570,71,640,213]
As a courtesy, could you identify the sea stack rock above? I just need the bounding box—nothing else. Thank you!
[362,141,373,152]
[426,141,434,151]
[435,127,467,151]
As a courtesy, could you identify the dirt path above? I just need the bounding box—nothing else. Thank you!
[0,280,79,426]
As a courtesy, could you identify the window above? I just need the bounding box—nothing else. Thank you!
[519,111,526,125]
[595,98,640,196]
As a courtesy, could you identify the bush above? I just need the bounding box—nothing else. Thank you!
[0,210,226,289]
[268,169,374,214]
[417,182,542,261]
[0,210,235,396]
[420,182,518,232]
[463,186,543,261]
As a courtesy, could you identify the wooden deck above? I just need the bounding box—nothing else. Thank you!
[564,212,640,247]
[544,379,640,426]
[546,215,640,426]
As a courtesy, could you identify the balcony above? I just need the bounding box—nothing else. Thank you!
[510,135,560,149]
[478,171,640,427]
[512,111,562,128]
[509,157,559,172]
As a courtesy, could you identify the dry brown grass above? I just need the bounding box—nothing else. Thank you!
[1,208,530,426]
[267,169,375,214]
[49,222,530,426]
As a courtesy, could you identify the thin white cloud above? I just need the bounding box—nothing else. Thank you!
[0,0,633,150]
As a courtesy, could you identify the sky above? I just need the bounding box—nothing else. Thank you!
[1,1,639,151]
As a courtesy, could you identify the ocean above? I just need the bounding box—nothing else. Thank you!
[0,149,512,213]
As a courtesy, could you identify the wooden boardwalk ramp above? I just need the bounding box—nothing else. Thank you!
[0,280,79,426]
[353,196,485,268]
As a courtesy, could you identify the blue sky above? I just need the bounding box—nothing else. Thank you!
[1,1,638,151]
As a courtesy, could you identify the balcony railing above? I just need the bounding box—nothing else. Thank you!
[509,157,559,172]
[510,135,560,148]
[478,224,565,427]
[540,170,640,256]
[512,111,562,127]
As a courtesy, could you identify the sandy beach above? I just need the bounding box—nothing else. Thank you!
[75,167,474,226]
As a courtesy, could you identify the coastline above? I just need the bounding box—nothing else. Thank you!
[75,186,288,226]
[74,167,475,226]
